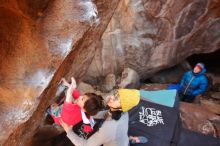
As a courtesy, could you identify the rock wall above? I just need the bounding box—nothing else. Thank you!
[85,0,220,82]
[180,102,220,138]
[0,0,120,145]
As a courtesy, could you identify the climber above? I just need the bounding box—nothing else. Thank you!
[60,88,148,146]
[47,77,104,134]
[169,63,208,102]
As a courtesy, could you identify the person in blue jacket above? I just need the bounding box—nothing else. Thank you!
[179,63,208,102]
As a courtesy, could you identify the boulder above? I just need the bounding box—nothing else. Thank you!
[101,74,116,92]
[0,0,121,145]
[180,102,220,138]
[200,99,220,115]
[206,72,220,91]
[118,68,140,89]
[210,92,220,100]
[149,61,191,83]
[141,83,168,91]
[85,0,220,82]
[78,82,95,95]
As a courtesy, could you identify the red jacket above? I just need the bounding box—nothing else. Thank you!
[52,89,93,132]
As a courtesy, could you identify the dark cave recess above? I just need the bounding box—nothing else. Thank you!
[187,49,220,73]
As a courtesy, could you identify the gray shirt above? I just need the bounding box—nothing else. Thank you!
[66,112,129,146]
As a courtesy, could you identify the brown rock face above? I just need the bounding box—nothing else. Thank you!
[85,0,220,82]
[0,1,53,144]
[180,102,220,138]
[149,61,191,83]
[0,0,120,145]
[200,98,220,115]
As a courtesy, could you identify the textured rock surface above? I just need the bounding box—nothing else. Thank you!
[85,0,220,81]
[27,125,64,146]
[141,83,168,90]
[101,73,116,92]
[118,67,140,89]
[149,61,191,83]
[0,0,120,145]
[200,99,220,114]
[180,102,220,138]
[78,82,96,95]
[210,92,220,100]
[207,73,220,92]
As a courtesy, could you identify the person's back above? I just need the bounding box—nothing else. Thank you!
[66,112,129,146]
[114,113,129,146]
[100,112,129,146]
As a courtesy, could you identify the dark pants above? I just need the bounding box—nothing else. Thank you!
[179,93,195,103]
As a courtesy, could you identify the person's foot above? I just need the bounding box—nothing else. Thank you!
[129,136,148,144]
[47,103,60,116]
[46,103,57,115]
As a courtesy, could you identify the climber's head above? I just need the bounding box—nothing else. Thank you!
[193,63,205,74]
[106,89,140,112]
[76,93,104,116]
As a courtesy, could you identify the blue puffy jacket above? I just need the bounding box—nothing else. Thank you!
[179,68,208,97]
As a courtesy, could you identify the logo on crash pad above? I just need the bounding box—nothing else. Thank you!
[139,106,164,126]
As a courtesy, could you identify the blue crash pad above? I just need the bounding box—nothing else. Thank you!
[140,89,177,108]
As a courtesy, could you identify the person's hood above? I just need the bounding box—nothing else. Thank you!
[194,66,206,76]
